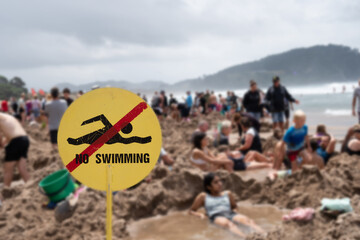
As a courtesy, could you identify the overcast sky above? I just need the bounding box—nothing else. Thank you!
[0,0,359,90]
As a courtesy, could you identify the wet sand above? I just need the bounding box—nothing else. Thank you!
[126,203,287,240]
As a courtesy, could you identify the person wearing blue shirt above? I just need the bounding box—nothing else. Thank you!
[273,110,310,172]
[186,91,193,108]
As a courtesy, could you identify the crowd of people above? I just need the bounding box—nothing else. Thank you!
[0,87,77,187]
[146,76,360,236]
[2,76,360,237]
[149,76,298,132]
[160,76,359,236]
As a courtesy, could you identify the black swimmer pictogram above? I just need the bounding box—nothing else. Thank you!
[67,114,152,145]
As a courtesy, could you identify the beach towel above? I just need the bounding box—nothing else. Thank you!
[277,169,292,178]
[282,208,315,221]
[320,198,353,213]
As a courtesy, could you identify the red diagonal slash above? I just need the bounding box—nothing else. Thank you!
[66,102,148,172]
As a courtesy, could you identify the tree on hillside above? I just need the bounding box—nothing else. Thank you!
[0,75,8,84]
[10,76,26,88]
[0,75,27,99]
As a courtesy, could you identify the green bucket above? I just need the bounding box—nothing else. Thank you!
[39,169,75,202]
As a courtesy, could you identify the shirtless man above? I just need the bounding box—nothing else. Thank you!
[0,113,30,187]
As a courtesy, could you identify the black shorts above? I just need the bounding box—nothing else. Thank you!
[5,136,30,161]
[50,130,58,144]
[152,107,163,116]
[180,107,190,118]
[210,211,237,222]
[230,157,247,171]
[14,113,22,122]
[284,109,290,119]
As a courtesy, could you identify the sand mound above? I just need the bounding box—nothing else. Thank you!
[245,153,360,239]
[248,154,360,208]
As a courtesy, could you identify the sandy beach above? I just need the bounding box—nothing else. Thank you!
[1,1,360,238]
[0,111,359,240]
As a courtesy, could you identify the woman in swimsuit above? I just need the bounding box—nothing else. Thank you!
[191,132,234,172]
[189,172,264,237]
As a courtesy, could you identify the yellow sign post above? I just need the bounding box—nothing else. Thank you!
[58,88,162,239]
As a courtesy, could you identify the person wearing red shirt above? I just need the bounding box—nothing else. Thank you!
[1,100,9,113]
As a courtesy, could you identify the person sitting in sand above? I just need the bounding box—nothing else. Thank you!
[217,145,272,171]
[314,133,336,165]
[238,117,262,155]
[189,173,264,238]
[232,113,243,138]
[191,120,210,143]
[269,139,323,180]
[273,110,310,172]
[218,120,231,146]
[0,112,30,187]
[262,128,283,157]
[232,112,260,139]
[158,147,175,166]
[304,139,325,169]
[313,124,327,144]
[191,132,234,172]
[169,103,180,121]
[194,120,209,134]
[341,124,360,156]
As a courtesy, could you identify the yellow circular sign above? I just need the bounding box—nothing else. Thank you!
[58,88,162,191]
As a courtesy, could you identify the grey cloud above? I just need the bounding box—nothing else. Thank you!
[0,0,194,46]
[0,0,359,88]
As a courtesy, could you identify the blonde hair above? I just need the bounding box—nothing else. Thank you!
[221,120,231,130]
[293,110,306,119]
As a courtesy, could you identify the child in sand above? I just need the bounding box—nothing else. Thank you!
[0,112,30,187]
[269,137,324,180]
[189,173,264,238]
[273,110,310,172]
